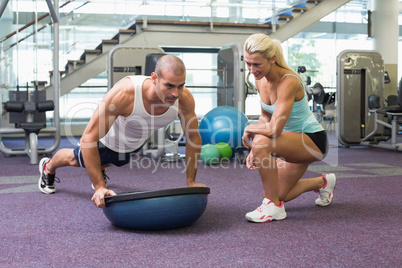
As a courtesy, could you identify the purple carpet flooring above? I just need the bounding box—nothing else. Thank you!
[0,132,401,267]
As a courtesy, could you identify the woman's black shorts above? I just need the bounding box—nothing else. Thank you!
[305,130,329,157]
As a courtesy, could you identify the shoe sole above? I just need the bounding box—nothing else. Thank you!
[38,158,55,195]
[245,215,287,223]
[245,212,287,223]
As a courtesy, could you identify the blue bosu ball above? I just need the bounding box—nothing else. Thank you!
[103,187,210,230]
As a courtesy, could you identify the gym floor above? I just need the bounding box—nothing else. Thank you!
[0,131,401,267]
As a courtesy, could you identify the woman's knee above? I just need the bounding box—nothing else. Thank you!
[251,135,273,157]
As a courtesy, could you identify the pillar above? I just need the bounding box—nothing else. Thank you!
[371,0,399,98]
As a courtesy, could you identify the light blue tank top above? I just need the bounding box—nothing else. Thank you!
[260,74,324,133]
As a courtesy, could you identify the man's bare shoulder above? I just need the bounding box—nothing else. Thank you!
[109,77,134,93]
[178,87,196,114]
[180,87,195,103]
[105,77,135,116]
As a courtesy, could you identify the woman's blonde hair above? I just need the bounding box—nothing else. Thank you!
[244,33,295,74]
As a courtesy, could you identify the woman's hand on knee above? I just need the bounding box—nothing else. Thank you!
[246,150,257,170]
[242,127,254,149]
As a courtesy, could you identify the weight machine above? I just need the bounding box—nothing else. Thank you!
[336,50,402,151]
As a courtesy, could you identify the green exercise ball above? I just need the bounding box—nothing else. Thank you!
[200,144,220,165]
[215,142,233,161]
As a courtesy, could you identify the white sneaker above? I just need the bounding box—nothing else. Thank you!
[38,157,59,194]
[245,198,287,223]
[315,173,337,206]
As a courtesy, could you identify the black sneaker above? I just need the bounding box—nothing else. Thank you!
[38,157,59,194]
[91,169,110,190]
